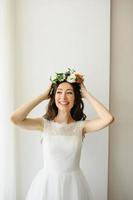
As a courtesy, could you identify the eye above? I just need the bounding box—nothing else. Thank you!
[67,92,73,94]
[56,91,62,94]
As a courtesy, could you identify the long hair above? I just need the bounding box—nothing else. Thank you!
[43,81,86,121]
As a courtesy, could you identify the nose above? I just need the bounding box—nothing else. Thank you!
[60,92,67,100]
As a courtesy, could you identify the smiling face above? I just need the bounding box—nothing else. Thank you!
[55,82,75,112]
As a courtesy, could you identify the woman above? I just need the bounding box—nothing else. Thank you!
[10,68,114,200]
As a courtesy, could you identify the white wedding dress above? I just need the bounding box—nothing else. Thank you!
[25,118,94,200]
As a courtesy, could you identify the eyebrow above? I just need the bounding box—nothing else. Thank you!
[57,88,73,91]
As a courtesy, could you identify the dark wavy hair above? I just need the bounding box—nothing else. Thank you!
[43,81,86,121]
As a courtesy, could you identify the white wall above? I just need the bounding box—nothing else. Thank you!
[109,0,133,199]
[15,0,110,199]
[0,0,16,199]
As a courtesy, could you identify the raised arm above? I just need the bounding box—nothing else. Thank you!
[10,83,52,131]
[80,82,114,134]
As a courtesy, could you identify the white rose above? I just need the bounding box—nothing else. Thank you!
[66,73,76,83]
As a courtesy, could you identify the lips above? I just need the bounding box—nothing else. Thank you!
[59,101,69,105]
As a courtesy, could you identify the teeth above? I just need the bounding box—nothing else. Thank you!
[59,102,69,105]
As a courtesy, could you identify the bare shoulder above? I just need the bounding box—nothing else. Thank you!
[10,117,45,132]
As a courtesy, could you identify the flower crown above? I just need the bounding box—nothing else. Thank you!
[50,68,83,84]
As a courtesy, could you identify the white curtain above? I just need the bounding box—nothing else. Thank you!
[0,0,16,199]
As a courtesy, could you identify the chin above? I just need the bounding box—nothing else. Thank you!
[58,107,71,112]
[56,105,72,112]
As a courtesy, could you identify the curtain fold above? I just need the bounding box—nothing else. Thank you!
[0,0,16,199]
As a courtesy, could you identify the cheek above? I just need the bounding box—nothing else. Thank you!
[69,96,75,105]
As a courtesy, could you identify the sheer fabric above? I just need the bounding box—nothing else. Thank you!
[25,118,93,200]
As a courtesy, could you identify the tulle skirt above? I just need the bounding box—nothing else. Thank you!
[25,168,94,200]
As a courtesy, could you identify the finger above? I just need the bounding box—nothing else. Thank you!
[74,71,84,76]
[75,73,84,77]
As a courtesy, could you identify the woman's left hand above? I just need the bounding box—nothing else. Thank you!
[74,72,84,84]
[74,72,88,98]
[80,82,88,98]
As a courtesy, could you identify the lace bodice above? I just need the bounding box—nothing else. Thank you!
[40,118,85,174]
[42,118,85,137]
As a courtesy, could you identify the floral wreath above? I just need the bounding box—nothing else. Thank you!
[50,68,84,84]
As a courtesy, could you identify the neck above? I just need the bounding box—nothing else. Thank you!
[54,111,73,123]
